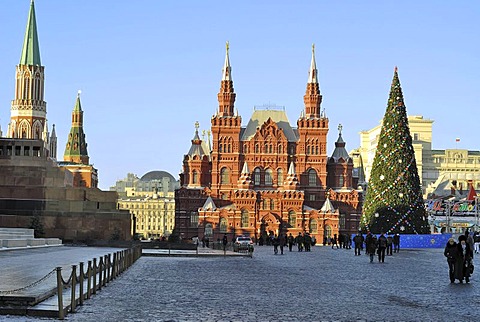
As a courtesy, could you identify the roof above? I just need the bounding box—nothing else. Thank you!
[140,171,176,182]
[20,0,41,66]
[241,109,297,142]
[330,133,351,162]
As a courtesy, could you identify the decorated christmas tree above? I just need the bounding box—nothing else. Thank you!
[361,67,429,234]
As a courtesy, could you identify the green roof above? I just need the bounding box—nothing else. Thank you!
[20,0,41,66]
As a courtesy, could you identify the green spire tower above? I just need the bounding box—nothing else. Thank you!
[64,91,89,165]
[9,0,47,139]
[361,67,428,234]
[20,0,41,66]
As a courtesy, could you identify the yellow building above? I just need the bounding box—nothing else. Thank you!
[114,171,179,239]
[352,115,480,197]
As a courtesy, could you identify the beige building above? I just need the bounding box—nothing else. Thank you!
[114,171,179,239]
[352,115,480,197]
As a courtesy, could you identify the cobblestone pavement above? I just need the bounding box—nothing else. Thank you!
[3,245,480,321]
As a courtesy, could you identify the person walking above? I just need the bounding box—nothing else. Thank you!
[377,233,387,263]
[364,232,372,255]
[296,232,304,252]
[444,238,457,283]
[353,233,363,256]
[331,234,339,249]
[304,233,312,252]
[222,234,228,251]
[455,235,473,283]
[474,231,480,254]
[273,235,280,255]
[288,233,294,252]
[367,235,377,263]
[279,234,286,255]
[386,234,393,256]
[393,233,400,253]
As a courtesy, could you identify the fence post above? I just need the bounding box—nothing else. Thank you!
[87,260,92,299]
[98,257,103,291]
[56,267,64,320]
[79,262,84,306]
[103,255,107,286]
[112,252,117,279]
[107,254,111,282]
[71,265,77,313]
[92,258,97,295]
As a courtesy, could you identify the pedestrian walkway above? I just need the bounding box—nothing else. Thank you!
[0,244,250,319]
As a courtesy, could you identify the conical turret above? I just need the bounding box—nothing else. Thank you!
[64,91,89,165]
[217,41,236,117]
[303,44,323,118]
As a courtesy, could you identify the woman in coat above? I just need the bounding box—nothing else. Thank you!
[455,235,473,283]
[444,238,457,283]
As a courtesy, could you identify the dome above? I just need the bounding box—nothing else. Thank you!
[140,170,176,182]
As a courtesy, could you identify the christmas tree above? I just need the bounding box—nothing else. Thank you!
[361,67,429,234]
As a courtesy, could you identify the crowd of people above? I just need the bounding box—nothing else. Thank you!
[444,231,475,284]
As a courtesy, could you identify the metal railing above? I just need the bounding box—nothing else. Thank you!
[56,246,142,319]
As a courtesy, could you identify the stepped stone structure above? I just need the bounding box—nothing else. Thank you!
[0,1,131,242]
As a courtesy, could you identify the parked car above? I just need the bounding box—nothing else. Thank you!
[233,236,254,252]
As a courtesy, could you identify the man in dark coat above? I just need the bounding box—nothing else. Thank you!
[377,234,387,263]
[288,233,295,252]
[393,233,400,253]
[444,238,457,283]
[455,235,473,283]
[386,234,393,256]
[367,235,377,263]
[353,233,363,256]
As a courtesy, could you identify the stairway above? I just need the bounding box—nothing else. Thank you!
[0,228,62,250]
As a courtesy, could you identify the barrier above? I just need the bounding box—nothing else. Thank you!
[55,246,142,319]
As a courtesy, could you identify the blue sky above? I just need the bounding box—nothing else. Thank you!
[0,1,478,190]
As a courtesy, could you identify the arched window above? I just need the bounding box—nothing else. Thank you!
[263,199,267,210]
[309,219,318,233]
[219,218,227,232]
[220,167,230,184]
[241,209,249,228]
[270,198,275,210]
[308,169,317,186]
[192,170,198,184]
[339,176,344,187]
[278,144,282,154]
[205,223,213,237]
[254,168,261,186]
[255,144,259,153]
[325,225,332,238]
[307,145,311,154]
[288,211,296,228]
[265,169,273,185]
[277,169,283,186]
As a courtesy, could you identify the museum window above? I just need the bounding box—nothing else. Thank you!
[277,169,283,186]
[254,168,261,186]
[325,225,332,238]
[265,169,273,185]
[220,167,230,184]
[270,199,275,210]
[288,211,296,228]
[24,146,30,156]
[219,218,227,233]
[309,219,318,233]
[205,223,213,237]
[339,175,344,187]
[241,209,249,228]
[190,211,198,227]
[192,170,198,184]
[308,169,317,186]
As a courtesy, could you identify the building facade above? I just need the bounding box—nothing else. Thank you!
[114,171,179,239]
[0,1,131,242]
[352,115,480,197]
[175,44,362,243]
